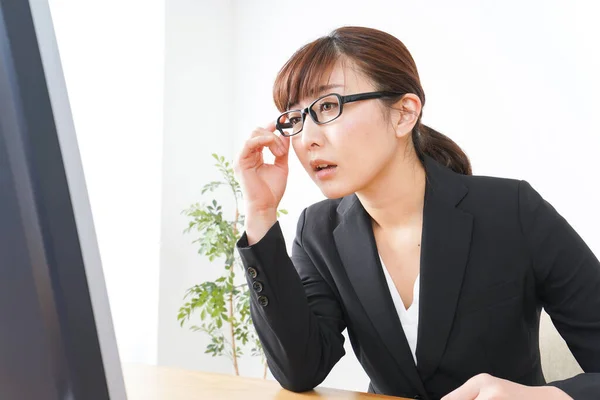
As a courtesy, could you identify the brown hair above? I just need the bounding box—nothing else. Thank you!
[272,26,472,175]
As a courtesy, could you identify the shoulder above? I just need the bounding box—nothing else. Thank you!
[423,155,531,210]
[436,166,550,234]
[462,172,521,197]
[457,172,532,210]
[452,170,555,239]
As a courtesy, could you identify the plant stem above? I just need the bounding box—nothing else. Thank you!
[229,284,239,375]
[229,204,241,376]
[263,359,268,380]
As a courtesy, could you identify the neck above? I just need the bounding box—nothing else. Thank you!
[356,152,426,230]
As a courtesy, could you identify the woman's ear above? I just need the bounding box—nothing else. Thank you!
[393,94,421,137]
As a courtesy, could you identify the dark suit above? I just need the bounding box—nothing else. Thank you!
[236,155,600,400]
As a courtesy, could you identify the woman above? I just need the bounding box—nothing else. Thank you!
[233,26,600,400]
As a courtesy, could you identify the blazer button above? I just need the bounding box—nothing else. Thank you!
[252,281,264,293]
[247,267,258,279]
[258,295,269,307]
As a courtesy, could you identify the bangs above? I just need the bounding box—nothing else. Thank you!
[272,37,342,112]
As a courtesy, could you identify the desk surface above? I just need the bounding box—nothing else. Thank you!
[123,364,410,400]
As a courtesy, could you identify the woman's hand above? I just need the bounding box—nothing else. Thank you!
[441,373,573,400]
[234,121,290,244]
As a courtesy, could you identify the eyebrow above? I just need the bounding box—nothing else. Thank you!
[288,84,344,110]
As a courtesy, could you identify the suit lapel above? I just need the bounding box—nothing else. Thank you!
[333,195,427,396]
[333,155,473,389]
[416,156,473,380]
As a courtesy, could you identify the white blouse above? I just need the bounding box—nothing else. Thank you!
[379,255,420,365]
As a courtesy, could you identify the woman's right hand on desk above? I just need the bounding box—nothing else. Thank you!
[234,121,290,244]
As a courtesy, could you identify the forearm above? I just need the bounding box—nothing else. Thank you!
[237,222,345,392]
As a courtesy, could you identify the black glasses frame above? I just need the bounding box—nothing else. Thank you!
[275,91,406,137]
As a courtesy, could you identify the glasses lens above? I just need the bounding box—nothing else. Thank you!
[278,111,303,136]
[310,94,341,124]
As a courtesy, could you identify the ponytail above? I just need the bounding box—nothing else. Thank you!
[413,122,472,175]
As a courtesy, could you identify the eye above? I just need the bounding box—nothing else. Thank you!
[319,102,338,112]
[289,117,302,125]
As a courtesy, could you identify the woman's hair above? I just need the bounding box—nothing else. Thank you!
[272,26,472,175]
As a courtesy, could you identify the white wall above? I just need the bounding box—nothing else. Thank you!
[48,0,164,365]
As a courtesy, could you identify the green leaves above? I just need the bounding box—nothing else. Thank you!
[178,153,285,367]
[177,282,227,328]
[201,181,223,195]
[182,200,235,263]
[205,332,226,357]
[210,153,243,201]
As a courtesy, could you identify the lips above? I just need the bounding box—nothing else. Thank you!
[309,159,338,172]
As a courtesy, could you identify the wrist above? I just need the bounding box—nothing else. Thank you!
[246,207,277,219]
[245,209,278,246]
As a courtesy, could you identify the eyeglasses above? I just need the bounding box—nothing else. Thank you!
[275,91,405,137]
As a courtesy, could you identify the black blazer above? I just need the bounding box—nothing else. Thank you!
[236,155,600,400]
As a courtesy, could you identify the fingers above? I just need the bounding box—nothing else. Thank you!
[239,135,277,161]
[442,381,478,400]
[264,120,277,132]
[274,134,290,168]
[236,122,289,170]
[441,374,490,400]
[248,123,287,157]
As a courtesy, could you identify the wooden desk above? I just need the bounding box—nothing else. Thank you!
[123,364,410,400]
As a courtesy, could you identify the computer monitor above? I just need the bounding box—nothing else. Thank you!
[0,0,127,399]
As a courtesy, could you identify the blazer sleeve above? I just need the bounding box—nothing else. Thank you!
[235,208,346,392]
[519,180,600,399]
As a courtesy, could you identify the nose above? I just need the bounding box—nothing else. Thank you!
[300,114,325,149]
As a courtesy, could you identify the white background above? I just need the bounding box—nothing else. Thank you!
[49,0,599,392]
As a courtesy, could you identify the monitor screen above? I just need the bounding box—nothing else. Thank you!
[0,0,126,399]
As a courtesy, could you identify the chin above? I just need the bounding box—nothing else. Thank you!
[316,181,357,200]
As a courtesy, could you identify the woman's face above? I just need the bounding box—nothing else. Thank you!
[289,60,420,199]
